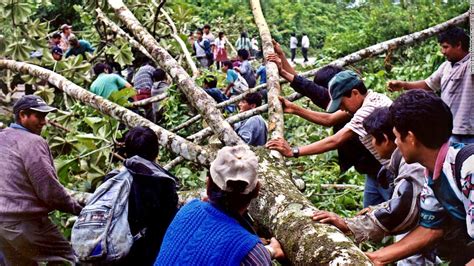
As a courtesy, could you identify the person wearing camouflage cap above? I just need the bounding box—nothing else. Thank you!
[0,95,82,265]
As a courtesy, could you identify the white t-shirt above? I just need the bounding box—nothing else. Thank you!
[251,38,259,50]
[344,90,393,167]
[194,40,207,57]
[203,32,215,45]
[301,35,310,48]
[290,36,298,49]
[215,38,226,49]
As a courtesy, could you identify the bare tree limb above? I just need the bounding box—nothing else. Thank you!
[130,92,167,107]
[159,7,199,78]
[250,0,284,152]
[96,9,157,64]
[163,156,185,170]
[151,0,166,38]
[0,59,212,165]
[107,0,244,147]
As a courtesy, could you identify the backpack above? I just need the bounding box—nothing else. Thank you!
[71,168,134,262]
[242,66,256,88]
[232,72,249,95]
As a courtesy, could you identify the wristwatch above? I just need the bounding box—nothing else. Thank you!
[292,146,300,158]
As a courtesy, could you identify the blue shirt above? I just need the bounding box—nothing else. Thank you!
[65,40,95,58]
[226,69,239,84]
[256,65,267,84]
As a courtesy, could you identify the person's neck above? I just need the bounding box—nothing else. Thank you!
[418,147,441,174]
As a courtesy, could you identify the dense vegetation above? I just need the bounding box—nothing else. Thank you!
[0,0,469,247]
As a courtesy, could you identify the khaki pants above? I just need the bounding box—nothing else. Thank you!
[0,217,75,266]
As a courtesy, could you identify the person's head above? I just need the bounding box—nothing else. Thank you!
[196,28,203,40]
[222,61,233,72]
[438,27,469,62]
[390,90,452,164]
[93,63,109,75]
[218,32,225,39]
[291,33,296,37]
[208,145,260,214]
[238,93,262,112]
[237,49,250,61]
[326,70,367,114]
[363,107,396,159]
[203,24,211,34]
[313,65,343,88]
[51,46,63,61]
[203,75,217,89]
[152,69,166,82]
[302,32,307,36]
[124,126,159,161]
[51,32,61,45]
[13,95,57,135]
[240,32,248,39]
[60,24,72,35]
[68,36,79,47]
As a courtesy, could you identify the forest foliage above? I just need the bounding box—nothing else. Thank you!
[0,0,470,243]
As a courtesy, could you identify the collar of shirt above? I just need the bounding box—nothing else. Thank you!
[9,122,31,133]
[450,53,470,67]
[426,141,450,180]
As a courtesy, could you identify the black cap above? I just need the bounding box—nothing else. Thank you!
[51,46,63,56]
[13,95,57,114]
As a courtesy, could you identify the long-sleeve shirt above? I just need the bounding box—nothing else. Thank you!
[345,149,425,242]
[64,40,94,58]
[0,125,82,221]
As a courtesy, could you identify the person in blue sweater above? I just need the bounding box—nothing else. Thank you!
[155,145,285,265]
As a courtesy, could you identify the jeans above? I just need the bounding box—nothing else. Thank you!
[302,48,308,62]
[450,134,474,144]
[290,48,296,62]
[363,175,393,208]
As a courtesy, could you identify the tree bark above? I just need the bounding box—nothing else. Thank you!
[96,9,157,65]
[107,0,244,147]
[0,59,212,165]
[250,0,284,148]
[250,148,371,265]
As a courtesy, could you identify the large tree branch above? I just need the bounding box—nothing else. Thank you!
[0,59,212,165]
[250,0,284,148]
[96,9,157,64]
[107,0,244,146]
[130,92,167,107]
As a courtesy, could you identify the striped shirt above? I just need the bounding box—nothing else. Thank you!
[241,242,272,266]
[133,65,155,89]
[344,90,392,167]
[425,54,474,135]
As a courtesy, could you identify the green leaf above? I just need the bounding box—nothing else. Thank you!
[108,87,136,106]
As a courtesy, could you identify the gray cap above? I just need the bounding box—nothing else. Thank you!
[210,145,259,194]
[13,95,57,114]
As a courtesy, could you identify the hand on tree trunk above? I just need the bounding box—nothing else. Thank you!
[312,210,350,234]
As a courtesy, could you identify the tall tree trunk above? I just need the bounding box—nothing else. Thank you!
[250,0,284,153]
[107,0,244,147]
[0,59,212,165]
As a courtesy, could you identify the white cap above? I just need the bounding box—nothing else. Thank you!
[210,145,259,194]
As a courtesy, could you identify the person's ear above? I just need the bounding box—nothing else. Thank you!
[406,131,417,146]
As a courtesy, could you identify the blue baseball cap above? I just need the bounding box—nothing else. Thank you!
[326,70,362,113]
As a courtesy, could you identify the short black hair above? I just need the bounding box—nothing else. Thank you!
[203,75,217,88]
[93,63,109,75]
[203,24,211,30]
[243,93,262,107]
[152,69,166,82]
[438,27,469,52]
[342,81,367,97]
[237,49,250,60]
[313,65,343,88]
[390,90,452,149]
[52,32,61,39]
[363,107,395,144]
[196,28,203,35]
[218,32,225,39]
[222,61,233,69]
[291,33,296,37]
[124,126,159,161]
[240,32,248,38]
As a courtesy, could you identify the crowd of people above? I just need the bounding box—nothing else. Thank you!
[1,17,473,266]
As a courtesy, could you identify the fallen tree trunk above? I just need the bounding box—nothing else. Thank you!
[107,0,244,147]
[0,59,212,165]
[250,0,284,145]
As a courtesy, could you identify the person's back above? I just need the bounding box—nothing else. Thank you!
[90,63,130,99]
[234,93,267,146]
[65,36,94,58]
[133,64,156,90]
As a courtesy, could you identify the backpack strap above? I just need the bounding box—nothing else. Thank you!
[454,144,474,192]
